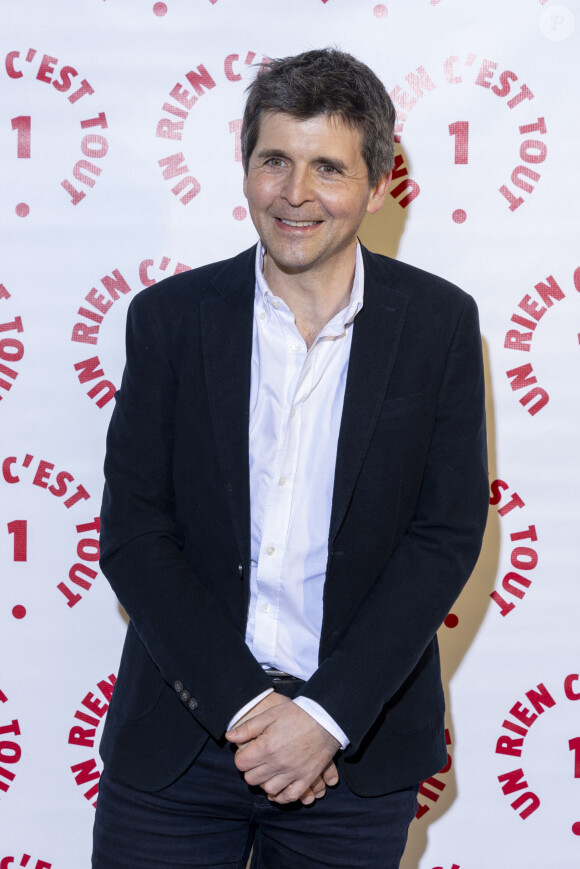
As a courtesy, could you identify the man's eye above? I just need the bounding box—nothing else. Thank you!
[266,158,284,167]
[320,165,339,175]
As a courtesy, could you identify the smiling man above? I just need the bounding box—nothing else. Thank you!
[92,49,488,869]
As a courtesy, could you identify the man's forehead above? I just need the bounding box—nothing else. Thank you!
[258,109,356,131]
[254,110,362,149]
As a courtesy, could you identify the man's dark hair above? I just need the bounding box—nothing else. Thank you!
[241,48,396,187]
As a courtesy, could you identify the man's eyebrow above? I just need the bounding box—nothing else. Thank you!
[255,148,289,161]
[316,156,348,172]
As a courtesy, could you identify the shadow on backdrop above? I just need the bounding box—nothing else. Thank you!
[359,144,412,259]
[362,158,500,866]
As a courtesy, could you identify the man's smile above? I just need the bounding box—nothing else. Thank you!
[278,219,322,227]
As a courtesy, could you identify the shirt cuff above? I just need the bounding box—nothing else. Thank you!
[226,689,274,733]
[293,696,350,750]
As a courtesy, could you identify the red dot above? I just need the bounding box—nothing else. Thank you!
[12,605,26,619]
[373,4,388,17]
[153,2,168,15]
[452,209,467,224]
[15,203,30,218]
[573,822,580,836]
[444,614,459,628]
[233,206,247,221]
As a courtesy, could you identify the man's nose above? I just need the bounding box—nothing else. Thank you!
[280,167,314,206]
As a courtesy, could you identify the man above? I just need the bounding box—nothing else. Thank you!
[92,49,488,868]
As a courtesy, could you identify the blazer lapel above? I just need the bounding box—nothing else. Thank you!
[329,249,409,543]
[200,248,256,570]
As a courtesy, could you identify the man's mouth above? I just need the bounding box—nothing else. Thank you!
[278,219,321,227]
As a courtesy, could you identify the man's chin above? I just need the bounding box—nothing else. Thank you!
[263,247,322,277]
[269,260,323,280]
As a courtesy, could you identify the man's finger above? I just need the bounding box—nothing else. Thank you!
[265,779,312,805]
[254,772,294,795]
[225,712,270,745]
[322,761,339,787]
[233,739,277,774]
[225,692,290,744]
[266,789,317,804]
[238,759,274,786]
[297,787,317,805]
[308,775,326,798]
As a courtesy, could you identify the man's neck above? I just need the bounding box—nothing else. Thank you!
[262,245,357,350]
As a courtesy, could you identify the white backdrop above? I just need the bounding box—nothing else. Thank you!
[1,1,579,867]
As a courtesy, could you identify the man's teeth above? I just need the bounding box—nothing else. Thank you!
[280,219,319,227]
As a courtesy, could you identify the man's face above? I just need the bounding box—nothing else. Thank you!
[243,111,389,280]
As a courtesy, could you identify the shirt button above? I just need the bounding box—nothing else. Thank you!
[272,300,280,309]
[290,343,300,352]
[259,312,266,321]
[261,602,270,613]
[279,476,286,486]
[290,408,296,419]
[266,545,275,556]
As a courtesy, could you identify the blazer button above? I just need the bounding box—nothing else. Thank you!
[188,697,198,711]
[180,690,190,702]
[174,680,183,693]
[238,562,244,579]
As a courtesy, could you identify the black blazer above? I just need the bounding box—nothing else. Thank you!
[99,244,488,796]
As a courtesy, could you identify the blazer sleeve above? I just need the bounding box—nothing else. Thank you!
[99,293,271,739]
[297,293,489,751]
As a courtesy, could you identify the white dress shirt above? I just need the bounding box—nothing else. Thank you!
[229,243,365,750]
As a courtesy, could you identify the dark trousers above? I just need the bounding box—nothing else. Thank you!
[92,680,418,868]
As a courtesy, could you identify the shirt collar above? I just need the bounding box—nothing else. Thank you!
[254,243,365,336]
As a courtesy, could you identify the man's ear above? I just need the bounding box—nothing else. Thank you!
[366,171,392,215]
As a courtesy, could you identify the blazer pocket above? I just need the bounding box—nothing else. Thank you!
[122,676,165,723]
[379,387,434,421]
[112,625,166,722]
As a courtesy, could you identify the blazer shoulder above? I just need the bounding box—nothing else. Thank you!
[128,245,256,319]
[361,246,475,312]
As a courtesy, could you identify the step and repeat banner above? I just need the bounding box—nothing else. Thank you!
[1,0,579,866]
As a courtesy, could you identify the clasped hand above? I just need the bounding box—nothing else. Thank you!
[225,693,339,806]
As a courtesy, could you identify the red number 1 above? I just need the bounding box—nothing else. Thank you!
[570,737,580,778]
[11,115,31,159]
[7,520,27,561]
[449,121,469,165]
